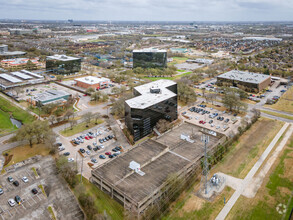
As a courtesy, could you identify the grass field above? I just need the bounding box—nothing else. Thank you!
[60,119,103,137]
[0,96,35,133]
[161,118,284,219]
[2,144,51,168]
[168,56,189,65]
[73,176,124,220]
[261,110,293,121]
[267,86,293,114]
[227,134,293,220]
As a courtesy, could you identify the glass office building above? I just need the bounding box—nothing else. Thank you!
[125,80,177,141]
[46,54,81,75]
[133,49,167,68]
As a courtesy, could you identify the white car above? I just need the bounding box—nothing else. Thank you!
[100,145,105,149]
[68,158,75,162]
[22,176,29,183]
[58,146,65,151]
[8,199,16,207]
[216,126,220,129]
[211,124,214,127]
[86,150,91,155]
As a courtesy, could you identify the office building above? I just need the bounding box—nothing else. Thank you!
[125,79,177,141]
[217,70,271,92]
[46,54,81,75]
[133,48,167,68]
[74,76,110,90]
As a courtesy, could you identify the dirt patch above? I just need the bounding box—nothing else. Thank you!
[181,195,205,213]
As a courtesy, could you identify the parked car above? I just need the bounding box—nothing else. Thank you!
[68,158,75,162]
[91,158,98,163]
[31,188,38,194]
[0,188,3,195]
[105,152,111,155]
[86,150,91,155]
[58,146,65,151]
[99,155,106,159]
[22,177,28,183]
[87,145,92,150]
[109,155,114,158]
[79,148,85,153]
[63,152,70,156]
[225,119,229,123]
[85,136,90,140]
[112,148,118,152]
[7,177,14,182]
[209,120,213,124]
[8,199,16,207]
[13,181,19,187]
[15,195,21,204]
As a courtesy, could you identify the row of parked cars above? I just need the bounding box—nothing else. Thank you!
[72,130,107,145]
[1,176,38,207]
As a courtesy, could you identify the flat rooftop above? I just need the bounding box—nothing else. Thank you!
[133,48,167,53]
[92,123,222,204]
[217,70,271,84]
[74,76,110,85]
[125,79,177,109]
[33,90,70,102]
[46,54,80,61]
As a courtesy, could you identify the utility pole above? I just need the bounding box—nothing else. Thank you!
[201,133,209,194]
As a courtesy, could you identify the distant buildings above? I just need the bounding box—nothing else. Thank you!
[133,48,167,68]
[125,79,177,141]
[0,45,26,59]
[186,58,214,65]
[28,90,71,106]
[1,58,40,69]
[74,76,110,90]
[46,54,81,75]
[217,70,271,92]
[0,70,44,90]
[242,37,282,42]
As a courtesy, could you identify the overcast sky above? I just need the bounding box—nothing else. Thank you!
[0,0,292,21]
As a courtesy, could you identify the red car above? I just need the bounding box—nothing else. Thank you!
[89,136,93,139]
[85,136,90,140]
[202,121,206,124]
[199,120,203,124]
[105,152,111,155]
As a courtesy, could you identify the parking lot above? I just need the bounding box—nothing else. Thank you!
[0,156,84,220]
[181,104,242,135]
[58,123,128,179]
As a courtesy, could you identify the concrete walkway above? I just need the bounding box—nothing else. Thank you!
[215,122,291,220]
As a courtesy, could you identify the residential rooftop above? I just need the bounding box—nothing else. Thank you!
[217,70,271,84]
[125,79,177,109]
[46,54,80,61]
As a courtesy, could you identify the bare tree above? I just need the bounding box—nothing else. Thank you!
[82,112,93,127]
[69,119,77,130]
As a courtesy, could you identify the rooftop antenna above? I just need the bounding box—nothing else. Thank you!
[201,133,210,194]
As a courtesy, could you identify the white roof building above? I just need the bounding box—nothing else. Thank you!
[74,76,110,85]
[46,54,80,61]
[126,79,177,109]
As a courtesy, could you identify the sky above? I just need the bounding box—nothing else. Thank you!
[0,0,292,21]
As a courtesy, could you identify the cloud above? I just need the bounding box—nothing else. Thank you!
[0,0,292,21]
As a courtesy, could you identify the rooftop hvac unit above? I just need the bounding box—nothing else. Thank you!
[129,161,145,176]
[150,87,161,94]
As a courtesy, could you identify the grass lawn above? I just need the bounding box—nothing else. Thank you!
[267,86,293,114]
[227,134,293,220]
[73,176,124,220]
[60,119,103,137]
[0,109,16,133]
[213,118,284,179]
[168,56,189,65]
[2,144,50,168]
[0,96,35,125]
[261,110,293,121]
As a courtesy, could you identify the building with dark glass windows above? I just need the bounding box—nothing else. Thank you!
[125,80,177,141]
[46,54,81,74]
[133,49,167,68]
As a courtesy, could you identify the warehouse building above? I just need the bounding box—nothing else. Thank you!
[91,123,224,218]
[46,54,81,75]
[217,70,271,92]
[0,70,44,90]
[28,90,71,106]
[74,76,110,90]
[125,79,177,141]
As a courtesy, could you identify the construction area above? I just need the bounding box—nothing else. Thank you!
[91,122,226,218]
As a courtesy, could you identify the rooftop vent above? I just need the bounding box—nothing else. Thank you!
[150,88,161,94]
[129,161,145,176]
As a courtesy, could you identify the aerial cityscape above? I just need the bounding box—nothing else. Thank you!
[0,1,292,220]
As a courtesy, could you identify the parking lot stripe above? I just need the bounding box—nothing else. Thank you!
[30,195,37,204]
[20,203,26,210]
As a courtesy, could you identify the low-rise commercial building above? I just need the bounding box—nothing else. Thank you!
[74,76,110,90]
[1,58,40,69]
[217,70,271,92]
[125,79,177,141]
[46,54,81,75]
[28,90,71,106]
[0,44,26,59]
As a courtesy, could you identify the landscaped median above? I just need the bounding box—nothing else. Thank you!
[261,110,293,121]
[60,119,103,137]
